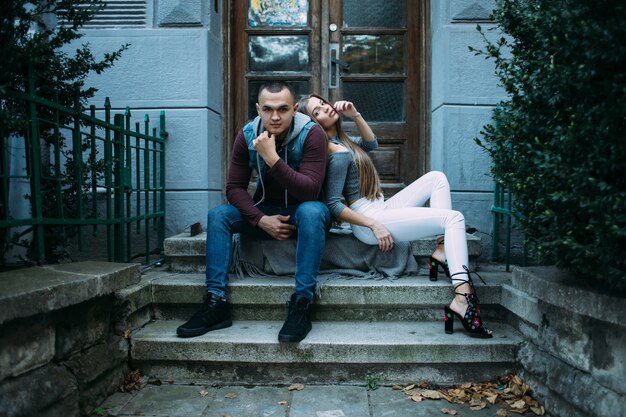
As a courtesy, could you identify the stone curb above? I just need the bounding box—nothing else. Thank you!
[0,261,141,325]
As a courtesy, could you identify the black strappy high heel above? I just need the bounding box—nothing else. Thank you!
[429,257,450,281]
[444,266,492,338]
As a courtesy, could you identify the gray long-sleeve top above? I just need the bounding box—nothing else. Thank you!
[324,136,378,218]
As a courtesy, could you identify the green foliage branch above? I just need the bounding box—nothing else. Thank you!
[474,0,626,291]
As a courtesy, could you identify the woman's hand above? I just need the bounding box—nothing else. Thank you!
[370,222,394,252]
[333,100,361,119]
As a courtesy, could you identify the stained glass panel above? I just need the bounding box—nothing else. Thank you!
[248,0,308,27]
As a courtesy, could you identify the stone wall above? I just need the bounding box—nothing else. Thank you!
[0,262,144,417]
[502,266,626,417]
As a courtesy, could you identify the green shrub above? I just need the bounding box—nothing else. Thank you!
[475,0,626,292]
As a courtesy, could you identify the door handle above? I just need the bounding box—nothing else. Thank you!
[329,43,348,89]
[331,57,350,71]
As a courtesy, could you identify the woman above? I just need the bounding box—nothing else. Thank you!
[298,94,492,338]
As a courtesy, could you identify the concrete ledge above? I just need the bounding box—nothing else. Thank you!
[0,261,141,325]
[500,283,541,327]
[512,266,626,327]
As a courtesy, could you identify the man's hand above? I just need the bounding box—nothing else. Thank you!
[257,214,295,240]
[253,131,280,167]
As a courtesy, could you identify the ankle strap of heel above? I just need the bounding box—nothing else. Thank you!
[449,265,486,297]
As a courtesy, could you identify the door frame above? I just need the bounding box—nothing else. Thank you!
[221,0,431,193]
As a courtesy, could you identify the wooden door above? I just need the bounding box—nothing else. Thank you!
[225,0,429,195]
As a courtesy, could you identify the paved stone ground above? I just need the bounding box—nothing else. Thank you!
[94,382,537,417]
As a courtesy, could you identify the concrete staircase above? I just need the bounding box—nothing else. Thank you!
[126,233,523,386]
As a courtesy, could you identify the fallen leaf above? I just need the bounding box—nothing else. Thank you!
[120,370,142,393]
[288,383,305,391]
[420,389,443,399]
[509,399,527,410]
[418,381,430,389]
[437,390,453,402]
[277,401,288,405]
[530,405,545,416]
[199,390,208,397]
[403,384,416,391]
[470,402,487,410]
[224,392,238,399]
[496,409,510,416]
[392,385,403,390]
[441,408,458,415]
[410,394,424,403]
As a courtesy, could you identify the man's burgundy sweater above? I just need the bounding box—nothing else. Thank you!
[225,122,327,227]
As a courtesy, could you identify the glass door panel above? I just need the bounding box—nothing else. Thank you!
[248,35,310,72]
[342,35,405,74]
[342,81,405,122]
[342,0,405,28]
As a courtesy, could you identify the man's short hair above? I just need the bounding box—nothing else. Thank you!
[257,81,296,102]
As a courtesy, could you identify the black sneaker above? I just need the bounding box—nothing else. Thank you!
[176,293,232,338]
[278,294,312,343]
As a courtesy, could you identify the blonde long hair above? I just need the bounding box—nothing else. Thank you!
[298,94,382,200]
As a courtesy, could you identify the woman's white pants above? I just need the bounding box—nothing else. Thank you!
[350,171,469,282]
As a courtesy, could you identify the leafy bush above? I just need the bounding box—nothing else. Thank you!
[0,0,126,104]
[475,0,626,291]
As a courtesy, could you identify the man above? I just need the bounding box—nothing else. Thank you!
[176,81,330,343]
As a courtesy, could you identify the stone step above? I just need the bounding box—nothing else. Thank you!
[164,232,483,273]
[130,319,522,385]
[146,270,507,322]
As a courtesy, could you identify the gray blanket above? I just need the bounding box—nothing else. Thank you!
[232,225,418,295]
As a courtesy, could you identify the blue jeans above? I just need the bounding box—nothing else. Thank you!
[205,201,331,300]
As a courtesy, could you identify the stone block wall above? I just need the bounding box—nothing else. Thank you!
[0,262,144,417]
[502,266,626,417]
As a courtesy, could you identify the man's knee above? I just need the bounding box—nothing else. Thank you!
[207,204,240,226]
[294,202,330,228]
